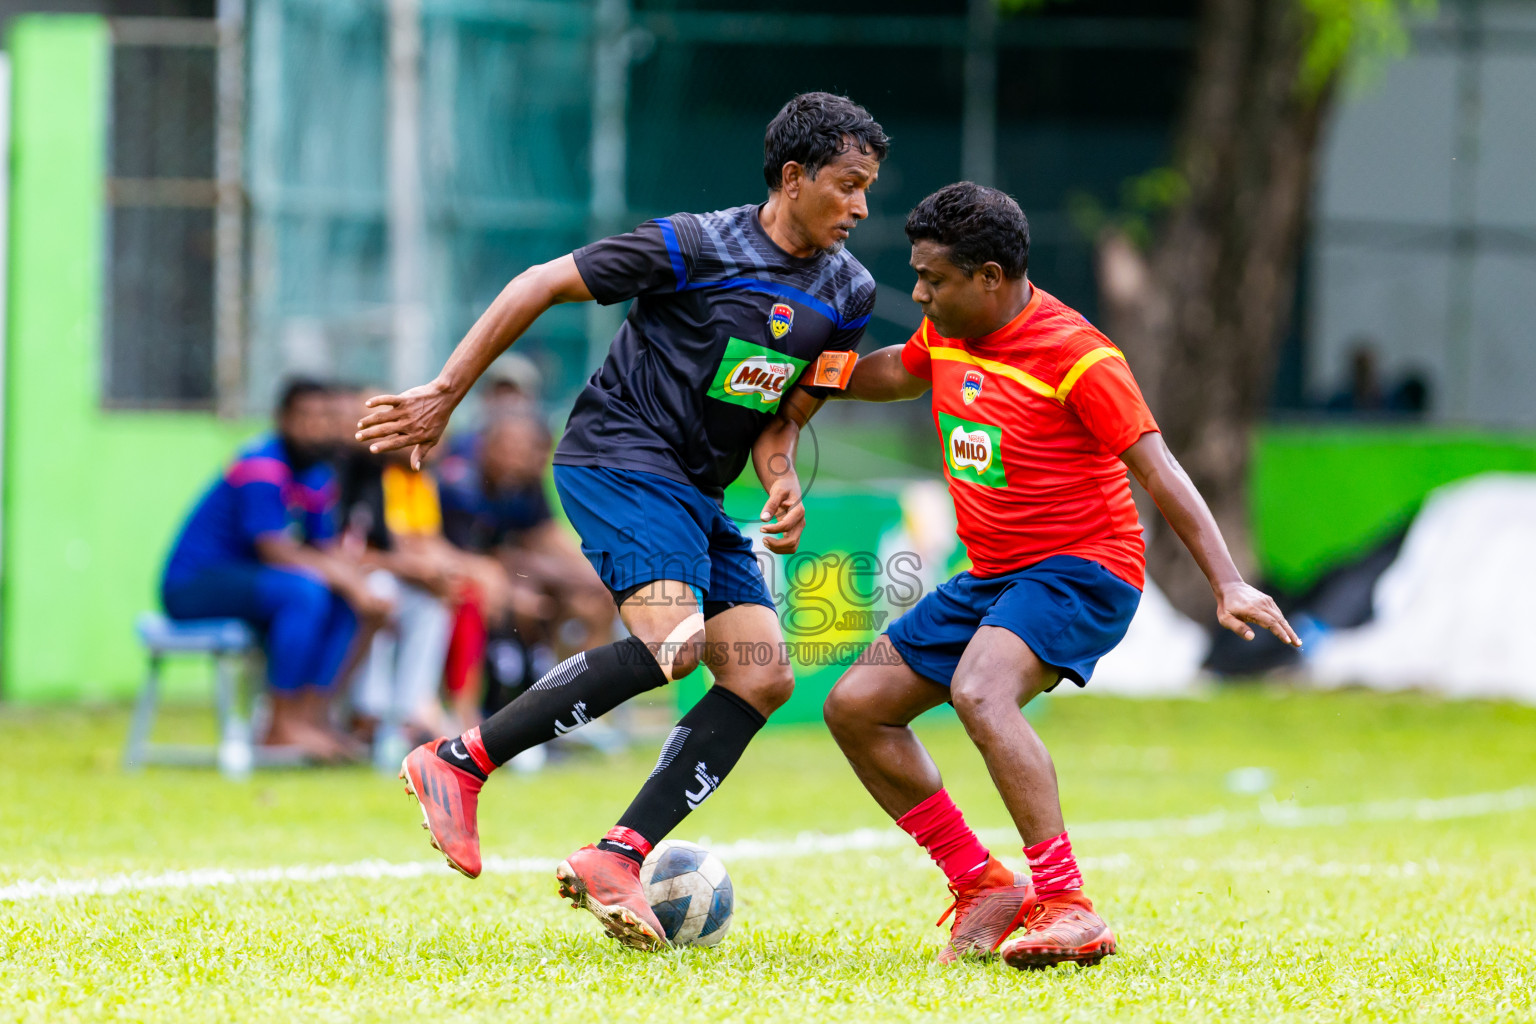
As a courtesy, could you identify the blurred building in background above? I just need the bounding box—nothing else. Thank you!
[0,0,1533,700]
[87,0,1210,413]
[1306,0,1536,427]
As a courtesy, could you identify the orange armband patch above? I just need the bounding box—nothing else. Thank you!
[810,350,858,389]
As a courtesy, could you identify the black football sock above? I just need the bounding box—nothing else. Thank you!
[435,635,668,773]
[435,737,488,780]
[597,685,767,864]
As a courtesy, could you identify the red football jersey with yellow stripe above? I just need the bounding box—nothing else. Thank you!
[901,285,1158,588]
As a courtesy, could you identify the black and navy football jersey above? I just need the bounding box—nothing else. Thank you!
[554,203,876,497]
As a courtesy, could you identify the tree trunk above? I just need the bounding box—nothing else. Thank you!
[1098,0,1337,620]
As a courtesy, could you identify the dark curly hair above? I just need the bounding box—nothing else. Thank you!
[763,92,889,190]
[905,182,1030,279]
[276,375,332,415]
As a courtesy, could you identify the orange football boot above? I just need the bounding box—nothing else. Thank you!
[1000,891,1117,969]
[935,856,1036,964]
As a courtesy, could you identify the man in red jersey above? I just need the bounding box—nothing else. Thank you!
[823,183,1300,969]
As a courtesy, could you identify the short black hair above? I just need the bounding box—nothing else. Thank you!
[276,376,332,415]
[763,92,889,190]
[905,182,1030,279]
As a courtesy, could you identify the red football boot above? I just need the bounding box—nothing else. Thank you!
[999,891,1117,969]
[556,845,668,951]
[934,856,1036,964]
[399,740,484,879]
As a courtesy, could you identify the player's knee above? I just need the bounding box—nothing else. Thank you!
[665,640,702,681]
[631,613,705,681]
[948,672,1007,724]
[822,678,864,737]
[741,661,795,715]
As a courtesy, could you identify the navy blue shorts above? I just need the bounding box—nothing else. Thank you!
[552,464,775,614]
[886,555,1141,689]
[162,564,357,692]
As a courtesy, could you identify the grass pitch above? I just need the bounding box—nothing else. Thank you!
[2,688,1534,1023]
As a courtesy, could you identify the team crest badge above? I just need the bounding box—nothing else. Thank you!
[961,369,984,405]
[768,302,795,340]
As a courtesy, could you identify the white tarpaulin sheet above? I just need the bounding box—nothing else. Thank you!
[1309,473,1536,702]
[887,482,1208,697]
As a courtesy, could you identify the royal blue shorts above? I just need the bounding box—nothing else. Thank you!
[886,555,1141,689]
[552,464,775,615]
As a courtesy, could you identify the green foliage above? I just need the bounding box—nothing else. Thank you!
[1299,0,1436,93]
[995,0,1437,95]
[1048,0,1435,247]
[2,691,1535,1021]
[1067,167,1189,250]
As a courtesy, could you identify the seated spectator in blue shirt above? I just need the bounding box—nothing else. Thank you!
[161,378,386,761]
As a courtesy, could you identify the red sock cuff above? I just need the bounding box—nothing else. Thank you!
[897,789,991,890]
[462,726,497,776]
[1024,831,1083,899]
[895,788,958,837]
[602,826,653,860]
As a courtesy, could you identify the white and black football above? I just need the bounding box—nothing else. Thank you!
[639,839,734,947]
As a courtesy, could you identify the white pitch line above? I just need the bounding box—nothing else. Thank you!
[980,783,1536,845]
[2,784,1531,905]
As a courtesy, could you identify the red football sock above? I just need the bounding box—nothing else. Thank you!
[596,826,653,868]
[896,789,992,890]
[1024,831,1083,900]
[461,726,496,776]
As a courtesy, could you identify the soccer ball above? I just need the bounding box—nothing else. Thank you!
[640,839,734,947]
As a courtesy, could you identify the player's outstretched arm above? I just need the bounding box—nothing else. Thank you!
[752,387,822,555]
[356,254,594,469]
[834,344,931,402]
[1120,432,1302,647]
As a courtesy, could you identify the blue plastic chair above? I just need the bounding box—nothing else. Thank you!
[125,613,260,778]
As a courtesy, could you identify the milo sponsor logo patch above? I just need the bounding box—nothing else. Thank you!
[727,356,796,400]
[950,426,993,473]
[938,412,1007,488]
[709,338,808,411]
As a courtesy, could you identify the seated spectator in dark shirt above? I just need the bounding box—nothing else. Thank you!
[337,386,551,732]
[441,353,543,465]
[161,378,386,762]
[438,414,614,664]
[439,420,553,550]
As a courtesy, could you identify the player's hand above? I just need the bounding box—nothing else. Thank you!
[1215,581,1302,647]
[759,476,805,555]
[355,378,458,471]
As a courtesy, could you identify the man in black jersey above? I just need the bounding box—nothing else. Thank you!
[358,92,887,950]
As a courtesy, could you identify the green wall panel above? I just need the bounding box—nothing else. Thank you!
[1251,426,1536,592]
[3,16,258,701]
[676,487,912,724]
